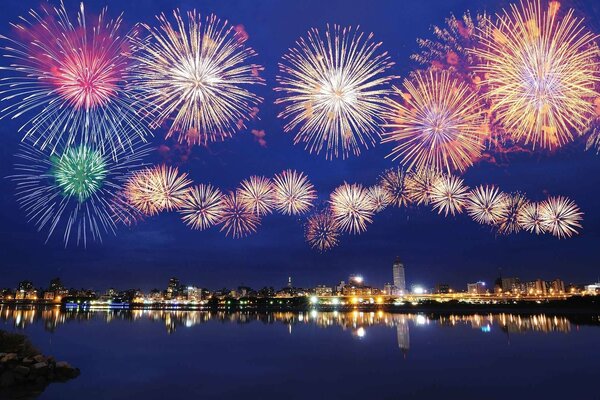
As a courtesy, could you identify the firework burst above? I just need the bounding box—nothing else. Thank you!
[329,183,374,234]
[124,165,192,215]
[496,193,528,235]
[179,184,224,230]
[379,167,411,207]
[12,141,149,246]
[366,185,392,213]
[383,70,486,173]
[430,174,469,216]
[405,168,443,206]
[0,2,151,156]
[305,210,340,252]
[465,185,508,225]
[272,169,317,215]
[129,10,263,145]
[219,191,260,238]
[517,202,546,234]
[276,25,394,159]
[237,176,275,216]
[539,196,583,238]
[473,0,600,149]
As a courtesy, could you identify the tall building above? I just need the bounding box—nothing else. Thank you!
[392,257,406,295]
[467,281,487,294]
[167,277,180,299]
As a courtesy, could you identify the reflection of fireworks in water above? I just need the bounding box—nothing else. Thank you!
[539,196,583,238]
[466,185,508,225]
[405,168,442,206]
[0,3,150,156]
[379,167,411,207]
[179,184,224,230]
[430,174,469,216]
[129,10,263,145]
[383,70,485,173]
[276,25,394,159]
[237,176,275,216]
[411,11,491,78]
[366,186,392,213]
[124,165,192,216]
[473,1,599,149]
[272,170,317,215]
[12,142,149,246]
[219,191,260,238]
[305,210,340,252]
[496,193,528,235]
[517,202,546,234]
[329,183,374,234]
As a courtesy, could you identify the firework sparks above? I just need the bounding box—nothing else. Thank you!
[329,183,374,234]
[405,168,443,206]
[539,196,583,238]
[465,185,508,225]
[219,191,260,238]
[272,169,317,215]
[275,25,394,159]
[473,1,600,149]
[379,167,411,207]
[430,174,469,216]
[496,193,528,235]
[12,141,149,246]
[0,3,151,156]
[179,184,225,230]
[305,210,340,251]
[237,176,275,216]
[129,10,263,145]
[366,185,392,213]
[383,70,485,173]
[517,202,546,234]
[124,165,192,215]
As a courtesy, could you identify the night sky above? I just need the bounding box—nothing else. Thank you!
[1,0,599,292]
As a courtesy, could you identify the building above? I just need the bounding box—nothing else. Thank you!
[501,277,521,294]
[585,282,600,294]
[467,281,486,295]
[435,283,450,294]
[383,283,394,296]
[525,279,547,295]
[186,286,202,302]
[15,280,37,300]
[314,285,333,296]
[167,277,180,299]
[392,257,406,295]
[549,279,565,294]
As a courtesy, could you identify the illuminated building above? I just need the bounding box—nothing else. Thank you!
[467,281,486,295]
[393,257,406,295]
[383,283,394,295]
[186,286,202,302]
[549,279,565,294]
[435,283,450,294]
[501,277,521,294]
[314,285,333,296]
[167,277,181,300]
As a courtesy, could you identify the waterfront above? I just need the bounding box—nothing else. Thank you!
[1,307,599,399]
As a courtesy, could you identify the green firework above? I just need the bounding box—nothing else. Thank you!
[51,146,108,202]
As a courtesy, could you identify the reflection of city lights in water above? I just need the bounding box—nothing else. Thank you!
[310,310,318,319]
[416,315,427,326]
[481,324,491,333]
[356,327,366,338]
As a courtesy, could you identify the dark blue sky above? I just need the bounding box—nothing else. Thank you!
[1,0,599,292]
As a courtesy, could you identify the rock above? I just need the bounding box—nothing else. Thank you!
[34,376,46,386]
[21,357,34,364]
[0,353,18,363]
[0,371,15,388]
[32,362,47,373]
[13,365,30,376]
[55,361,72,370]
[32,355,45,363]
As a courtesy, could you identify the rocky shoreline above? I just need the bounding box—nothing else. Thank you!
[0,330,79,395]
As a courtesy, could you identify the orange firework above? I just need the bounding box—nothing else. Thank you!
[465,185,508,225]
[219,191,260,238]
[329,183,374,234]
[430,174,469,216]
[539,196,583,238]
[379,167,411,207]
[179,184,225,230]
[305,210,340,252]
[272,169,317,215]
[237,176,275,216]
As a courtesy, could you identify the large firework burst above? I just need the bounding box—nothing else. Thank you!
[429,174,469,216]
[517,201,546,234]
[366,185,392,213]
[237,176,275,216]
[219,191,260,238]
[272,169,317,215]
[275,25,394,159]
[379,167,411,208]
[329,183,374,234]
[305,210,340,252]
[179,184,224,230]
[465,185,508,225]
[473,1,600,149]
[405,168,443,206]
[383,70,486,173]
[539,196,583,238]
[124,165,192,216]
[496,192,528,235]
[129,10,263,145]
[12,141,149,246]
[0,3,150,156]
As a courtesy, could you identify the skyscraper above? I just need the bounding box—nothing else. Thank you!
[392,257,406,295]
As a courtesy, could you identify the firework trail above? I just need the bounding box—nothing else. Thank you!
[12,140,150,246]
[237,176,275,216]
[219,191,260,238]
[129,10,263,145]
[329,183,374,234]
[179,184,225,230]
[0,2,151,157]
[473,0,599,149]
[305,210,340,252]
[383,70,486,173]
[272,169,317,215]
[276,25,394,159]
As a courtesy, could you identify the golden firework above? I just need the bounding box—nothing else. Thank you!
[237,176,275,216]
[272,169,317,215]
[219,191,260,239]
[430,174,469,216]
[305,210,340,252]
[179,184,225,230]
[329,183,374,234]
[539,196,583,238]
[466,185,508,225]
